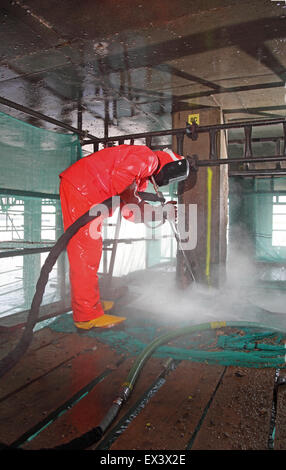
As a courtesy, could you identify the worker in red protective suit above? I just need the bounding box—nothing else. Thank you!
[59,144,189,332]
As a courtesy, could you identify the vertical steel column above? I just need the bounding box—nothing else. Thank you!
[107,209,122,284]
[276,139,281,170]
[145,134,152,270]
[145,136,152,148]
[112,99,118,126]
[175,132,188,286]
[77,103,83,160]
[209,129,218,160]
[244,125,253,170]
[23,198,42,305]
[56,200,67,307]
[176,132,184,155]
[77,103,83,134]
[244,126,253,158]
[104,99,109,144]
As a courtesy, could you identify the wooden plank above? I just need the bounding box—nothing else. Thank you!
[0,334,119,447]
[110,361,224,450]
[192,366,275,450]
[93,357,169,451]
[0,326,65,352]
[0,330,100,401]
[0,327,22,347]
[0,303,71,330]
[273,381,286,449]
[23,356,167,450]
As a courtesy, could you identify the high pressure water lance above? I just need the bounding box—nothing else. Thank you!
[150,176,196,283]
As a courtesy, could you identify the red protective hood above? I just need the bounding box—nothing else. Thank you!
[153,149,184,174]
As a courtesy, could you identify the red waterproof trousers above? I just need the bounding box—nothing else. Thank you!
[60,178,105,321]
[59,145,159,322]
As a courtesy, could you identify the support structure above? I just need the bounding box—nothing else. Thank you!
[173,108,228,287]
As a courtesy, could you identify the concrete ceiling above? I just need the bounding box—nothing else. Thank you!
[0,0,286,150]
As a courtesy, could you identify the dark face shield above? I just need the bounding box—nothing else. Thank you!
[153,158,189,187]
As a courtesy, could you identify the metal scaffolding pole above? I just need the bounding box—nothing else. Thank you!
[0,96,99,141]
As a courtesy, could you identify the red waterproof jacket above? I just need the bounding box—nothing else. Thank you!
[59,144,159,205]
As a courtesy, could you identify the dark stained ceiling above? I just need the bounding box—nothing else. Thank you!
[0,0,286,151]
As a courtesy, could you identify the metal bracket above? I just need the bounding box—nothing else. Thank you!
[187,154,199,171]
[209,128,218,160]
[186,121,199,141]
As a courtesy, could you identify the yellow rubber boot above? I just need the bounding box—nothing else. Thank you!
[102,300,114,312]
[75,313,126,331]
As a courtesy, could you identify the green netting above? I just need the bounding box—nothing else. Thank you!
[48,310,286,368]
[0,111,81,317]
[0,111,81,194]
[229,177,286,263]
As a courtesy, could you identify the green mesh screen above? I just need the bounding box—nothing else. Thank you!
[0,111,82,318]
[49,309,286,369]
[229,177,286,264]
[0,111,81,194]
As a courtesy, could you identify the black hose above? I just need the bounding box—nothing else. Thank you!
[0,191,165,450]
[0,392,124,450]
[0,191,162,379]
[0,196,115,380]
[52,425,104,450]
[52,401,123,450]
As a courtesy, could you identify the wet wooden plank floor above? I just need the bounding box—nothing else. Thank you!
[0,325,283,451]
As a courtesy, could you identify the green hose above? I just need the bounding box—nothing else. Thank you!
[77,320,286,451]
[10,320,286,450]
[123,320,286,394]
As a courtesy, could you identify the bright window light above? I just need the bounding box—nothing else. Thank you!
[41,202,56,241]
[272,195,286,247]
